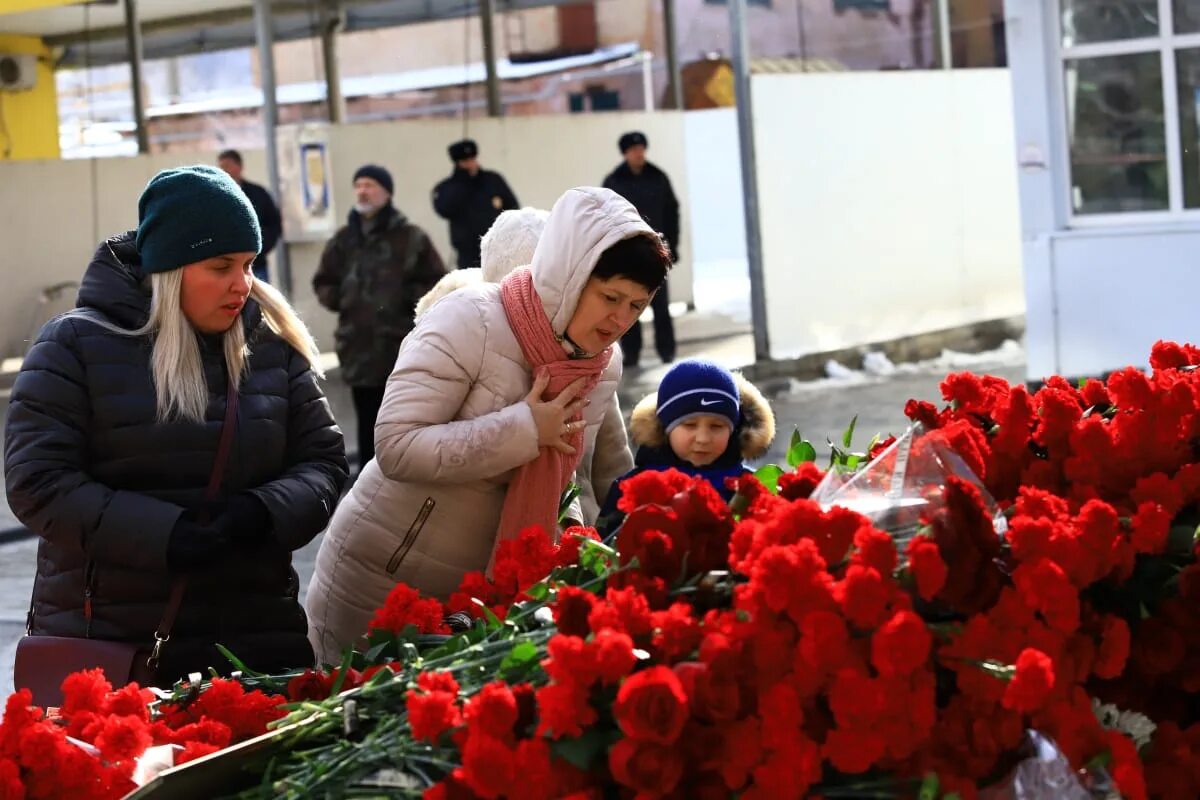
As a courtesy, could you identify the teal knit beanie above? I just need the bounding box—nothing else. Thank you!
[136,165,263,275]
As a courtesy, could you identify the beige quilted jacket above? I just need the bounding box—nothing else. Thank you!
[305,187,646,665]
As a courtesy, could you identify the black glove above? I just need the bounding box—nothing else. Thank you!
[167,516,231,572]
[213,493,273,544]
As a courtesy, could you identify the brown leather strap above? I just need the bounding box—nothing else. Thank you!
[149,380,240,666]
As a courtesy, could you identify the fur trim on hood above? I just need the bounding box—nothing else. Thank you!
[414,268,482,320]
[629,373,776,460]
[479,207,549,282]
[415,207,551,320]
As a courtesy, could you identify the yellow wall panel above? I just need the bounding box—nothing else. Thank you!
[0,33,59,161]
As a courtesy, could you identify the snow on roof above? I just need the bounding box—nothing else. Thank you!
[146,42,641,118]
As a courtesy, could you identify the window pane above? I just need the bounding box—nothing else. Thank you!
[1066,52,1167,214]
[1061,0,1159,46]
[1176,48,1200,206]
[1175,0,1200,33]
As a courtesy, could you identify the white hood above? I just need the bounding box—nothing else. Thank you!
[480,207,550,283]
[530,187,655,336]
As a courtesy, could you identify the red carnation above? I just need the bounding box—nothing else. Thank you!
[368,582,450,635]
[101,684,152,721]
[870,610,932,677]
[617,468,693,513]
[552,586,597,638]
[534,682,595,739]
[778,463,826,501]
[1132,617,1186,677]
[852,525,897,575]
[905,536,947,601]
[905,399,943,429]
[1131,502,1172,555]
[1094,615,1131,679]
[608,738,684,796]
[60,669,111,717]
[1149,340,1198,370]
[408,685,462,743]
[465,682,518,740]
[94,715,151,764]
[1104,730,1149,800]
[176,741,221,766]
[287,669,334,702]
[555,526,600,568]
[836,565,891,629]
[673,662,740,723]
[461,731,516,799]
[589,629,637,685]
[650,603,702,662]
[614,666,689,745]
[1002,648,1056,713]
[588,586,653,639]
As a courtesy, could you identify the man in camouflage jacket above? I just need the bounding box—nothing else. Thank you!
[313,164,446,474]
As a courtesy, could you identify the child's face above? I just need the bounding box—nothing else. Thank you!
[668,415,733,467]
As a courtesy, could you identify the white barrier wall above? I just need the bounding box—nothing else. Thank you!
[0,76,1027,363]
[751,70,1025,361]
[0,111,692,357]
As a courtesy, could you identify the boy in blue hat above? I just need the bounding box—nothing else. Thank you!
[598,359,775,534]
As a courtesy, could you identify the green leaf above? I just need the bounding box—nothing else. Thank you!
[552,727,618,770]
[215,643,266,678]
[499,641,542,680]
[328,648,356,696]
[579,538,617,577]
[918,772,940,800]
[524,582,551,602]
[1166,523,1200,555]
[472,598,504,629]
[558,482,582,524]
[787,428,817,467]
[754,464,784,493]
[842,415,858,449]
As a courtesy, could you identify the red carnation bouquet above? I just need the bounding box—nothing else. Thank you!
[5,340,1200,800]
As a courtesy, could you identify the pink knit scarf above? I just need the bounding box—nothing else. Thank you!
[493,267,611,565]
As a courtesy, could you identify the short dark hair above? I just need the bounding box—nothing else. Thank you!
[591,233,671,292]
[217,149,243,165]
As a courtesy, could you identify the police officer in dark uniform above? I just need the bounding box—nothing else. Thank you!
[603,131,679,367]
[431,139,520,269]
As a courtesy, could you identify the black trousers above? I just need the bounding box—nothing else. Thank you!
[351,386,387,472]
[621,281,676,366]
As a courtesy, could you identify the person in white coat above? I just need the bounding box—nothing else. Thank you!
[305,187,670,665]
[412,206,633,526]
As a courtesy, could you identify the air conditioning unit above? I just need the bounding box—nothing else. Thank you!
[0,54,37,92]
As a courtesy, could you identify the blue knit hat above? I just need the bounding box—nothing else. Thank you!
[656,359,740,433]
[136,165,262,276]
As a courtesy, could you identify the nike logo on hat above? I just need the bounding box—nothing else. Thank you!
[700,398,720,406]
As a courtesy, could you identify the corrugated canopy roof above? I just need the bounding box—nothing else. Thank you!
[0,0,585,68]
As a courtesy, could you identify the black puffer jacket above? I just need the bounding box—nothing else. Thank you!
[601,161,681,261]
[4,231,349,680]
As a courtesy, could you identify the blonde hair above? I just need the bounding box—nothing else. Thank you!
[94,272,321,423]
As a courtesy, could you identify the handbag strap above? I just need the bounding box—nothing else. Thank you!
[147,379,240,669]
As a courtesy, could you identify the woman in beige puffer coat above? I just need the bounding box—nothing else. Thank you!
[412,206,634,526]
[305,187,664,665]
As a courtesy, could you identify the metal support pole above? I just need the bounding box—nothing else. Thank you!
[936,0,952,69]
[641,52,655,111]
[321,2,346,123]
[122,0,149,154]
[253,0,293,298]
[729,0,769,362]
[663,0,684,110]
[479,0,502,117]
